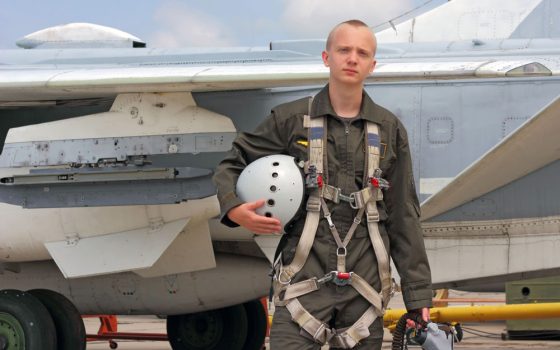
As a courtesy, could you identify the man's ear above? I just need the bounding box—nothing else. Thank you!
[370,59,377,73]
[322,51,329,67]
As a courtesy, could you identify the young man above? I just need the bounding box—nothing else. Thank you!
[213,20,432,349]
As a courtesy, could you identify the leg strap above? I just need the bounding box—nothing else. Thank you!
[285,298,379,348]
[285,298,335,345]
[329,306,379,349]
[349,274,384,315]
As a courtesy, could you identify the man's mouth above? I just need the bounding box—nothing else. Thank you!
[343,68,358,74]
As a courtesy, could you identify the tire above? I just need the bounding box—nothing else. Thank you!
[167,304,248,350]
[242,300,267,350]
[28,289,86,350]
[0,289,57,350]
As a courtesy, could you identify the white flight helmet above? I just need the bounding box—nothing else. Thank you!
[236,154,304,232]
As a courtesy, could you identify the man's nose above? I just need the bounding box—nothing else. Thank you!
[347,51,358,64]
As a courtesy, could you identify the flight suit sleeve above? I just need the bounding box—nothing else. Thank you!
[384,121,433,311]
[212,111,289,227]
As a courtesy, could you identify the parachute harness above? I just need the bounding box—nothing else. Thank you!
[272,98,394,348]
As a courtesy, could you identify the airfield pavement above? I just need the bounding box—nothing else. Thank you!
[85,291,560,350]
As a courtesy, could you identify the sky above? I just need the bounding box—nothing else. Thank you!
[0,0,447,49]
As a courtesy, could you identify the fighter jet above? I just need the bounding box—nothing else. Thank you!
[0,0,559,349]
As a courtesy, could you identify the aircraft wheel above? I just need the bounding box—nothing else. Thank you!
[167,304,248,350]
[242,300,267,350]
[0,289,56,350]
[28,289,86,350]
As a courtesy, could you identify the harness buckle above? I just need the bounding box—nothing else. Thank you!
[339,192,358,209]
[317,271,353,286]
[370,168,390,190]
[336,246,347,257]
[366,211,380,222]
[325,213,335,228]
[323,185,340,203]
[278,270,293,285]
[317,271,336,285]
[306,196,321,212]
[333,271,353,286]
[306,165,323,189]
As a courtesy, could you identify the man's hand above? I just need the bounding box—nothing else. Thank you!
[407,307,430,328]
[227,200,282,234]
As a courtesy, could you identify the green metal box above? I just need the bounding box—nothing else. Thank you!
[506,276,560,337]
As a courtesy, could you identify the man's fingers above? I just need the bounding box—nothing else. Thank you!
[422,308,430,322]
[227,200,282,233]
[246,200,265,210]
[249,218,282,234]
[250,213,281,225]
[251,224,282,234]
[251,219,282,231]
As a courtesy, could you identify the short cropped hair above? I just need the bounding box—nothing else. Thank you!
[326,19,371,51]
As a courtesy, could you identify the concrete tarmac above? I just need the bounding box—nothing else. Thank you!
[85,317,560,349]
[85,291,560,349]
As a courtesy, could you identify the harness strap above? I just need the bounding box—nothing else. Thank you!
[280,278,320,301]
[349,273,384,314]
[285,298,379,348]
[321,184,376,208]
[276,112,392,348]
[277,192,321,285]
[365,121,393,307]
[307,114,326,178]
[365,122,381,177]
[279,271,383,311]
[320,198,367,272]
[329,306,379,348]
[285,298,335,344]
[366,205,393,306]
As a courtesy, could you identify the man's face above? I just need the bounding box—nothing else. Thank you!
[322,24,377,87]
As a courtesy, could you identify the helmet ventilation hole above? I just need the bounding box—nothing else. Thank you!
[272,172,278,178]
[267,199,275,206]
[270,185,277,192]
[264,212,273,217]
[273,162,280,166]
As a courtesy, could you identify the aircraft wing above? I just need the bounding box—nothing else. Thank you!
[421,93,560,221]
[0,58,557,103]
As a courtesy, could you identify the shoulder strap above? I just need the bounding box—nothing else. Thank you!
[365,121,381,178]
[365,121,392,306]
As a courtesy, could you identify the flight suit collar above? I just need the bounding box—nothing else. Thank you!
[310,84,387,124]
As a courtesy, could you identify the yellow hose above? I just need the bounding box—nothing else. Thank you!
[384,302,560,327]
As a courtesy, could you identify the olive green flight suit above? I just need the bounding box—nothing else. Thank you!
[213,85,432,349]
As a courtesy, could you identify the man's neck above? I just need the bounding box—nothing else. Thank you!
[328,83,363,118]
